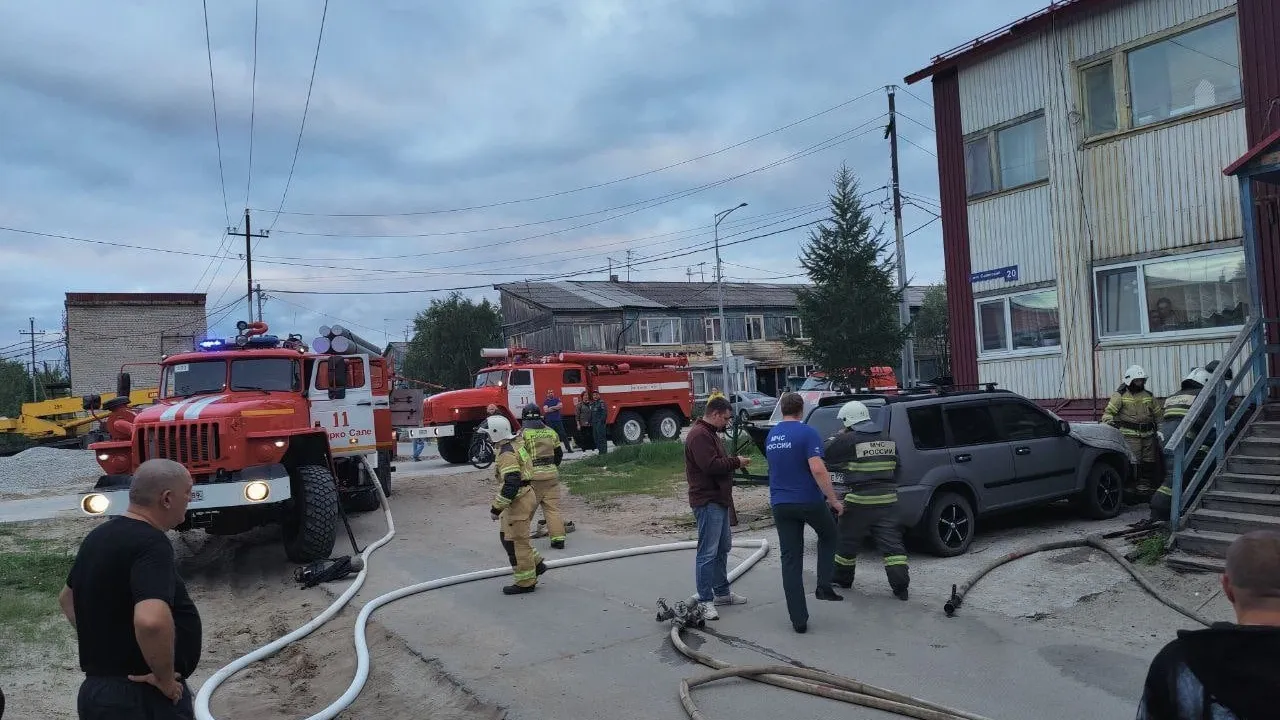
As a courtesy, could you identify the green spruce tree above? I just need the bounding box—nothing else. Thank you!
[788,163,909,387]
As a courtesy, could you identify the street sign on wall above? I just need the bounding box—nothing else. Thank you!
[969,265,1019,283]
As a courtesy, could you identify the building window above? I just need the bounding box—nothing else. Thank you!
[1094,248,1248,339]
[786,364,816,378]
[562,369,583,384]
[704,317,722,343]
[782,316,805,338]
[573,324,604,351]
[745,315,765,341]
[976,288,1061,356]
[510,333,526,349]
[1081,14,1241,137]
[691,371,708,396]
[964,112,1047,198]
[639,317,681,345]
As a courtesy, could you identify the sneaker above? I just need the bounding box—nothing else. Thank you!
[815,587,843,601]
[713,592,747,606]
[699,601,720,620]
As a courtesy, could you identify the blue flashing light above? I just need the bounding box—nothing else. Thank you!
[245,334,282,348]
[198,339,227,351]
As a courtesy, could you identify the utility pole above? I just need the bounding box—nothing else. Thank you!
[625,249,633,282]
[228,208,268,323]
[19,317,46,401]
[255,283,265,323]
[686,267,693,283]
[887,86,916,388]
[698,262,706,282]
[714,203,748,397]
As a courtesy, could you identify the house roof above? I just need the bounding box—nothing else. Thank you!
[904,0,1117,84]
[383,341,410,356]
[1223,126,1280,178]
[497,280,932,312]
[65,292,207,305]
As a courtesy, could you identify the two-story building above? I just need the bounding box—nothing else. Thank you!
[494,280,932,398]
[906,0,1280,417]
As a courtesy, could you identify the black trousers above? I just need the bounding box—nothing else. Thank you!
[771,502,839,626]
[78,676,194,720]
[833,502,909,593]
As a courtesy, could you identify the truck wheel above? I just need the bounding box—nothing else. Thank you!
[1076,460,1124,520]
[282,465,339,563]
[612,411,646,446]
[376,449,393,497]
[647,409,682,442]
[438,435,469,464]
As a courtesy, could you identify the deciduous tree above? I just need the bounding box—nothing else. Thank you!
[402,293,503,389]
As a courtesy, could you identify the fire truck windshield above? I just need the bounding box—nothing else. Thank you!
[474,370,506,388]
[162,358,300,398]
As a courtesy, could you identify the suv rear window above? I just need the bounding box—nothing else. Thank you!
[806,405,886,441]
[907,406,946,449]
[944,404,1001,446]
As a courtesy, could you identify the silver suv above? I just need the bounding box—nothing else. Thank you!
[748,388,1136,556]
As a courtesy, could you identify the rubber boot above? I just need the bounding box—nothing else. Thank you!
[503,584,536,595]
[550,539,565,550]
[536,561,548,576]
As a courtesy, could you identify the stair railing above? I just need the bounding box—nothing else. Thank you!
[1164,316,1278,528]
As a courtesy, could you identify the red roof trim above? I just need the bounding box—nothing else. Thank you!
[65,292,207,304]
[904,0,1118,84]
[1223,126,1280,176]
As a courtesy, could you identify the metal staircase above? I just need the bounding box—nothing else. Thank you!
[1163,318,1280,573]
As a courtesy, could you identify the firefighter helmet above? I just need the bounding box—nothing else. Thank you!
[1205,359,1233,381]
[481,415,516,443]
[1183,367,1212,389]
[522,403,542,421]
[837,400,872,429]
[1122,365,1148,384]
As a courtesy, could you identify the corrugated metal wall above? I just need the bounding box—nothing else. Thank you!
[978,354,1066,399]
[1068,0,1236,60]
[958,36,1048,133]
[1093,338,1253,397]
[968,186,1057,291]
[1082,110,1246,259]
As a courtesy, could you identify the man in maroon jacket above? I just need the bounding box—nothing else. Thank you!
[685,396,752,620]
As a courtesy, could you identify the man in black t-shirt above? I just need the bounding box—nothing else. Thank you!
[59,458,202,719]
[1136,530,1280,720]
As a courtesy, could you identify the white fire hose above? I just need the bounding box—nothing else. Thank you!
[194,479,992,720]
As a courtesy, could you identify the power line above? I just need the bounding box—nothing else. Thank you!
[244,0,260,209]
[901,135,937,158]
[264,0,329,233]
[258,88,885,218]
[903,215,940,239]
[896,84,934,110]
[897,110,935,133]
[201,0,231,226]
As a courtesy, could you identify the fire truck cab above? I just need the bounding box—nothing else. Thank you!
[82,322,394,563]
[406,348,694,464]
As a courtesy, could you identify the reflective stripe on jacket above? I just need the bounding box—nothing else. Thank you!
[824,428,899,503]
[1102,390,1162,437]
[521,426,562,481]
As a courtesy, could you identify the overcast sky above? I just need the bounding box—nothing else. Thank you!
[0,0,1045,370]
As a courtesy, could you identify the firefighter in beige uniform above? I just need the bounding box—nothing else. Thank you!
[485,415,546,595]
[1101,365,1163,502]
[520,403,568,549]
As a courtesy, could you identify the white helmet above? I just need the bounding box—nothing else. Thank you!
[837,400,871,429]
[1183,368,1211,388]
[1122,365,1148,384]
[481,415,515,443]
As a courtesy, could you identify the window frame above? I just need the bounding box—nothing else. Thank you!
[639,317,682,346]
[963,110,1049,200]
[782,316,806,339]
[691,370,708,396]
[1076,10,1243,142]
[572,323,605,351]
[989,398,1062,442]
[974,287,1062,359]
[942,400,1003,448]
[744,315,765,341]
[1092,246,1248,343]
[703,317,722,343]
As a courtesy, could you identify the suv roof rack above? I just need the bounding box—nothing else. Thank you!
[814,383,1011,407]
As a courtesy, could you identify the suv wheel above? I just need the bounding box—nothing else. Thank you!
[1077,461,1124,520]
[921,491,975,557]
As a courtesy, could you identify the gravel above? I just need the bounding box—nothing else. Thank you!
[0,446,103,496]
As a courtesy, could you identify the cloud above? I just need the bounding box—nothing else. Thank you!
[0,0,1045,371]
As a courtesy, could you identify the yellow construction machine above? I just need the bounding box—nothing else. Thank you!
[0,388,157,454]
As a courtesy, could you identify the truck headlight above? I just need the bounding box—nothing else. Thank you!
[97,453,110,462]
[244,481,270,502]
[82,493,110,515]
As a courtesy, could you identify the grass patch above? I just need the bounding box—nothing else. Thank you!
[562,442,687,499]
[0,534,75,651]
[1134,531,1171,565]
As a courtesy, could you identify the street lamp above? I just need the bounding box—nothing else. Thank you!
[714,202,748,401]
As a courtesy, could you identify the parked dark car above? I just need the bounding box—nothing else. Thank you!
[745,387,1136,556]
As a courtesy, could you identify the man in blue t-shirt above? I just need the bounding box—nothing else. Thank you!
[764,392,845,633]
[541,389,571,452]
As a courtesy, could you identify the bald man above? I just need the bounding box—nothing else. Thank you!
[1136,530,1280,720]
[59,459,202,719]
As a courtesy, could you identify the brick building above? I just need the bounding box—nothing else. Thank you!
[64,293,208,395]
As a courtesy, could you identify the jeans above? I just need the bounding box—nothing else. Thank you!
[693,502,732,601]
[772,502,839,626]
[412,438,425,460]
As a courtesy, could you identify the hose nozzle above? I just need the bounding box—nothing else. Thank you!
[944,583,961,617]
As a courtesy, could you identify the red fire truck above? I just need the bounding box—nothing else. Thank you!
[81,322,395,563]
[406,348,694,464]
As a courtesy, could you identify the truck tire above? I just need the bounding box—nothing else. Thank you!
[612,410,646,446]
[438,435,469,464]
[282,465,339,563]
[647,409,682,442]
[376,449,393,497]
